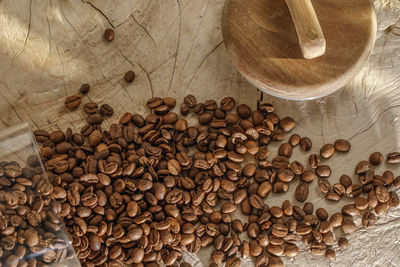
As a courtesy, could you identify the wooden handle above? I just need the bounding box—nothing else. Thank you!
[285,0,326,59]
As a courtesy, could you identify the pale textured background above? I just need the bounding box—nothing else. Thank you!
[0,0,399,266]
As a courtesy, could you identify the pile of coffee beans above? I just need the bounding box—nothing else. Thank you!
[31,92,400,267]
[0,157,76,267]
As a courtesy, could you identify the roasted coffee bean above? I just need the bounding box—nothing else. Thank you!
[278,143,292,158]
[334,139,351,152]
[310,241,326,256]
[84,102,98,114]
[308,154,320,169]
[369,152,383,165]
[300,137,312,151]
[342,204,360,216]
[375,185,389,203]
[340,174,352,188]
[355,160,370,174]
[301,170,316,183]
[325,248,336,260]
[284,244,299,257]
[100,104,114,116]
[338,237,349,249]
[326,192,340,201]
[65,95,81,109]
[268,256,283,267]
[266,244,283,257]
[282,200,293,216]
[341,217,357,234]
[237,104,251,119]
[249,240,262,257]
[104,28,115,41]
[249,195,265,210]
[320,144,335,159]
[290,161,304,175]
[124,71,136,83]
[295,182,309,202]
[184,95,197,108]
[316,165,331,178]
[362,210,376,228]
[289,134,301,147]
[79,83,90,94]
[355,197,369,210]
[279,117,295,132]
[303,202,313,215]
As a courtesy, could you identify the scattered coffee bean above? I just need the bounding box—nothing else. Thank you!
[387,152,400,164]
[320,144,335,159]
[369,152,383,165]
[300,137,312,151]
[64,95,81,109]
[104,28,115,41]
[338,237,349,249]
[334,139,351,152]
[295,182,309,202]
[79,83,90,94]
[289,134,301,147]
[124,70,136,83]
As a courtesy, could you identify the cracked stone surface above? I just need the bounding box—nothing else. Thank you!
[0,0,399,266]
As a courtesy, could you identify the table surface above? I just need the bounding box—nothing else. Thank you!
[0,0,399,266]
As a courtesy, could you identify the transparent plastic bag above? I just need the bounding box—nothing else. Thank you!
[0,123,80,267]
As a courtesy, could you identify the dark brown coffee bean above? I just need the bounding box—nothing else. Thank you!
[316,165,331,178]
[279,117,295,132]
[326,192,340,201]
[271,223,288,238]
[79,83,90,94]
[338,237,349,249]
[84,102,98,114]
[270,206,283,218]
[65,95,81,109]
[183,95,197,108]
[278,143,292,158]
[237,104,251,119]
[290,161,304,175]
[334,139,351,152]
[300,137,312,151]
[295,182,309,202]
[355,196,369,210]
[387,152,400,164]
[301,170,316,183]
[249,194,265,209]
[342,204,360,216]
[87,113,103,125]
[104,28,115,41]
[219,97,235,111]
[302,202,313,215]
[124,71,136,83]
[269,256,283,267]
[375,185,389,203]
[100,104,114,116]
[198,113,213,125]
[315,208,328,221]
[308,154,320,169]
[289,134,300,147]
[362,210,376,228]
[180,103,190,115]
[310,241,326,256]
[282,200,293,216]
[284,244,299,257]
[243,241,259,259]
[318,178,331,194]
[226,256,241,267]
[175,119,188,131]
[320,144,335,159]
[277,168,294,182]
[355,160,370,174]
[339,174,352,188]
[369,152,383,165]
[325,248,336,260]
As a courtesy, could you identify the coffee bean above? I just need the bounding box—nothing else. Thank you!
[355,196,369,210]
[104,28,115,41]
[100,104,114,116]
[300,137,312,151]
[266,244,283,256]
[326,192,340,201]
[278,143,292,158]
[375,201,388,216]
[302,202,313,215]
[375,185,389,203]
[124,71,135,83]
[338,237,349,249]
[268,256,283,267]
[289,134,301,147]
[84,102,98,114]
[334,139,351,152]
[301,170,316,183]
[279,117,295,132]
[226,256,241,267]
[65,95,81,109]
[237,104,251,119]
[249,194,265,210]
[277,168,294,182]
[320,144,335,159]
[318,178,331,194]
[369,152,383,165]
[362,210,376,228]
[183,95,197,108]
[342,204,360,216]
[355,160,370,174]
[270,206,283,218]
[316,165,331,178]
[308,154,320,169]
[284,244,299,257]
[295,182,309,202]
[325,248,336,260]
[79,83,90,94]
[87,113,103,125]
[282,200,293,216]
[340,174,352,188]
[290,161,304,175]
[329,213,343,228]
[310,241,326,256]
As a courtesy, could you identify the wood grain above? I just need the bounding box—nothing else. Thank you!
[222,0,377,99]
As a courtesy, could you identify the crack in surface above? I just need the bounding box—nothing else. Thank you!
[183,41,223,94]
[15,0,32,60]
[348,104,400,141]
[130,14,156,46]
[180,0,209,76]
[81,0,115,28]
[137,62,154,98]
[167,0,181,95]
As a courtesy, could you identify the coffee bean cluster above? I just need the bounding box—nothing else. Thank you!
[0,157,75,267]
[36,93,400,267]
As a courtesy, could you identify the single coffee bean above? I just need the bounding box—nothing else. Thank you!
[316,208,329,221]
[355,160,370,174]
[277,168,294,182]
[362,210,376,228]
[278,143,292,158]
[65,95,81,109]
[329,212,343,228]
[84,102,98,114]
[87,113,103,125]
[226,256,241,267]
[310,241,326,256]
[355,196,369,210]
[270,206,283,218]
[388,191,400,208]
[308,154,320,169]
[300,137,312,151]
[316,165,331,178]
[320,144,335,159]
[340,174,352,188]
[249,239,262,257]
[318,178,331,194]
[290,161,304,175]
[282,200,293,216]
[220,97,236,111]
[387,152,400,164]
[375,185,389,203]
[279,117,295,132]
[301,170,316,183]
[369,152,383,165]
[104,28,115,41]
[303,202,313,215]
[326,192,340,201]
[284,244,299,257]
[325,249,336,260]
[375,201,388,216]
[295,182,309,202]
[338,237,349,249]
[124,71,136,83]
[100,104,114,116]
[237,104,251,119]
[289,134,301,147]
[79,83,90,94]
[342,204,360,216]
[268,256,284,267]
[184,95,197,108]
[334,139,351,152]
[249,194,265,210]
[266,244,283,256]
